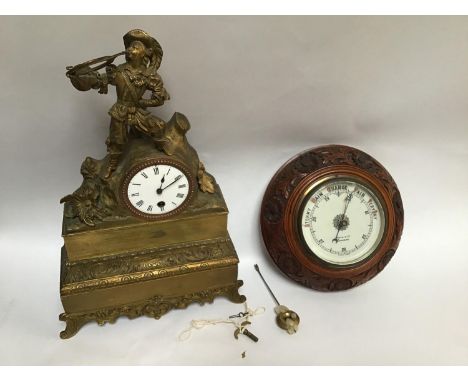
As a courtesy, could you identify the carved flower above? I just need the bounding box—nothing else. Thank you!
[263,196,284,224]
[295,152,321,173]
[328,278,354,291]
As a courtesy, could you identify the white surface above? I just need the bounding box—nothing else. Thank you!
[127,164,190,215]
[300,179,385,265]
[1,16,468,365]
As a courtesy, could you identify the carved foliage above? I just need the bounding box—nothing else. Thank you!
[64,238,232,284]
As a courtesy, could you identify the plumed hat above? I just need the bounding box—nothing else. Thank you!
[123,29,163,69]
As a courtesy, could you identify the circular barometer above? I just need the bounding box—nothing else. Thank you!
[121,158,195,219]
[260,145,404,291]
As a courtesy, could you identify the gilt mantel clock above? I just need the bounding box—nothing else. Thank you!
[59,29,245,338]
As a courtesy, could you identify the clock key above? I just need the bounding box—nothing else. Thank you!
[234,320,259,343]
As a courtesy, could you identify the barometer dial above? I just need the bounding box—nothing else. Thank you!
[299,178,385,266]
[260,145,404,291]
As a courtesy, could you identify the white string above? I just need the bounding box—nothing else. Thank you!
[178,303,265,341]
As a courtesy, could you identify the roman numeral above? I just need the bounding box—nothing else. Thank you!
[136,200,144,207]
[176,193,184,198]
[178,184,187,188]
[147,205,153,212]
[159,205,164,211]
[131,183,141,186]
[131,193,139,197]
[141,172,148,179]
[153,166,159,175]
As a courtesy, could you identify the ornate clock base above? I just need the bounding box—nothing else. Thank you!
[60,214,245,339]
[59,281,245,339]
[60,138,245,338]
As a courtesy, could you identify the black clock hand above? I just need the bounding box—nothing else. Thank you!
[156,175,166,195]
[161,175,182,191]
[332,192,354,243]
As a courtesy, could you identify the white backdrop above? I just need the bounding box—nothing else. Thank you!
[1,16,468,365]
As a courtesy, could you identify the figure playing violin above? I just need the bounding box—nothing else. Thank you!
[66,29,170,178]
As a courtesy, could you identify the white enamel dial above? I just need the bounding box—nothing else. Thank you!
[126,163,191,216]
[299,178,385,266]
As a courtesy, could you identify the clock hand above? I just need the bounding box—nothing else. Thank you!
[332,191,354,243]
[156,175,166,195]
[161,175,182,191]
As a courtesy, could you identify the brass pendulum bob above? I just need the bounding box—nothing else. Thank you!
[254,264,300,334]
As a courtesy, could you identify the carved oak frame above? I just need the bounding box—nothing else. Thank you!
[260,145,404,291]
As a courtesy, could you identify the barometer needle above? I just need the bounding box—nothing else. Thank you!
[333,191,353,243]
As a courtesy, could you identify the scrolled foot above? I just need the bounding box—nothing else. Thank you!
[59,313,86,339]
[226,280,246,304]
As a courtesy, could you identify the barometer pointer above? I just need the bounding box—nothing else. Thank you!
[332,191,354,243]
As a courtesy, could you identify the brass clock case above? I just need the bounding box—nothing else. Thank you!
[260,144,404,292]
[60,29,245,339]
[120,157,196,220]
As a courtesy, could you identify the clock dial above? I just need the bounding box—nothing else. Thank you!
[125,163,191,217]
[299,178,386,266]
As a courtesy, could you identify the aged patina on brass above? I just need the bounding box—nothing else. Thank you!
[59,29,245,339]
